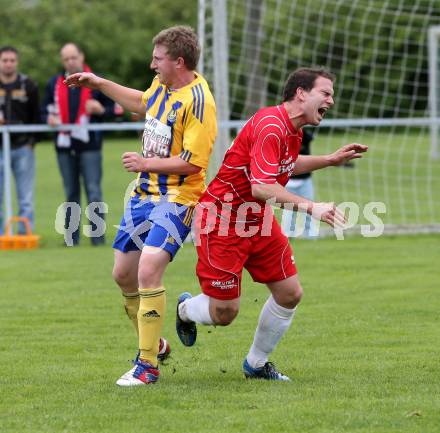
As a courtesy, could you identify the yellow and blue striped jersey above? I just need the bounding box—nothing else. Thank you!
[133,73,217,206]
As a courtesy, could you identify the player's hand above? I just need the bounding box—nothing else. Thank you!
[85,99,105,115]
[64,72,102,90]
[310,202,346,228]
[122,152,148,173]
[326,143,368,166]
[47,114,60,127]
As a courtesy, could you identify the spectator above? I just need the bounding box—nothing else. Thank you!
[42,42,116,246]
[281,129,318,238]
[0,45,40,234]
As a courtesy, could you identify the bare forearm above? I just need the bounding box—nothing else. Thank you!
[251,182,345,227]
[293,143,369,175]
[251,182,313,212]
[97,78,144,115]
[126,154,201,175]
[292,154,330,175]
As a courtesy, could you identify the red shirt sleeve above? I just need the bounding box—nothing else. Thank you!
[249,118,284,185]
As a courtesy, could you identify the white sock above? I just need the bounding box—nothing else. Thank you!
[179,293,214,325]
[246,295,297,368]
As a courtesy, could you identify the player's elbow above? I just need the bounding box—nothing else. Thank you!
[185,163,202,175]
[251,184,271,201]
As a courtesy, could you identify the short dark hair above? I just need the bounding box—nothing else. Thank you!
[282,67,335,102]
[153,26,200,71]
[0,46,18,57]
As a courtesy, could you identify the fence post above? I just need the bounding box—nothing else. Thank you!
[428,26,440,159]
[1,128,13,232]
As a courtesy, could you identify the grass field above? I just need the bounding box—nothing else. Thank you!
[1,139,439,433]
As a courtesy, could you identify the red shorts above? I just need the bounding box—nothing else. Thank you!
[195,213,297,300]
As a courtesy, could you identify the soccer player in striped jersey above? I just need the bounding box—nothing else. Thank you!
[65,26,217,386]
[176,68,368,381]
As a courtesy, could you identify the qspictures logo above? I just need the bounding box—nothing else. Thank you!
[54,179,387,246]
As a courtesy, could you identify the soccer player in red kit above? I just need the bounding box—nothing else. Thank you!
[176,68,368,380]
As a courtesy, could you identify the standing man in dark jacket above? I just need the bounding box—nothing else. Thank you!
[43,42,116,246]
[0,46,40,234]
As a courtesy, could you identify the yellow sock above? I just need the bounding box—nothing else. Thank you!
[122,292,140,336]
[138,287,166,366]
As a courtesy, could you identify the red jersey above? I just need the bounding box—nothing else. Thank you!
[201,104,303,222]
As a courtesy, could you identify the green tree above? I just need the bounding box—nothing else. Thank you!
[1,0,197,92]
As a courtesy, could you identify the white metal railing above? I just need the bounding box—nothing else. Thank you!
[1,122,145,229]
[221,117,440,129]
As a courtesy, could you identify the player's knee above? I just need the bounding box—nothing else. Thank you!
[212,305,239,326]
[137,266,161,288]
[277,283,303,309]
[288,283,303,306]
[112,265,133,288]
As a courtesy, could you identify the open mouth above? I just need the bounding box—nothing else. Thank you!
[318,107,328,117]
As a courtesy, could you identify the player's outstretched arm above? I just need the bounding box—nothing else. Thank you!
[326,143,368,166]
[292,143,368,175]
[64,72,145,115]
